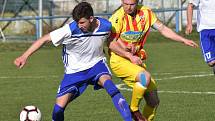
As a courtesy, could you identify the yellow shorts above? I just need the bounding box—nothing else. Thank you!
[110,53,157,92]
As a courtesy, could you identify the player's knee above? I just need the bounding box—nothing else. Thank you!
[53,104,64,114]
[208,60,215,67]
[103,80,120,97]
[98,74,112,86]
[138,72,151,87]
[144,90,160,108]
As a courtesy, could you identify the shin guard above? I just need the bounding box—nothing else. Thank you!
[103,80,132,121]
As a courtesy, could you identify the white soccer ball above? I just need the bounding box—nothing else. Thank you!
[20,105,42,121]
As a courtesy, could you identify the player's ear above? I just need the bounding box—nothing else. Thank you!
[89,16,94,22]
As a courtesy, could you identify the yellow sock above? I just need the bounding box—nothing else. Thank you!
[142,104,157,121]
[130,82,146,112]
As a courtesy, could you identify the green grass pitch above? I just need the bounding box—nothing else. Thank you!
[0,31,214,121]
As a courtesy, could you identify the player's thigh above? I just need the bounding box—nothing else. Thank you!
[56,83,88,108]
[110,55,145,87]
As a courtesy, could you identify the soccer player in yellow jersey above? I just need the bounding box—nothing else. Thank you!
[108,0,198,121]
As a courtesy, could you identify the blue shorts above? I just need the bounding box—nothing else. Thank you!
[56,59,112,100]
[200,29,215,63]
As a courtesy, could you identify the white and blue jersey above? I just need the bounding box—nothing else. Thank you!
[189,0,215,63]
[50,17,113,98]
[189,0,215,32]
[50,17,111,74]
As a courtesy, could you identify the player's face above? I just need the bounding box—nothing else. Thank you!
[77,17,93,32]
[122,0,138,15]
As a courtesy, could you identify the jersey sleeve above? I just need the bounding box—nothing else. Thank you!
[150,10,157,26]
[50,24,71,46]
[189,0,200,6]
[140,7,157,31]
[109,9,123,40]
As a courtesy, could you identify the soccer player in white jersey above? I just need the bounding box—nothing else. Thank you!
[14,2,132,121]
[186,0,215,74]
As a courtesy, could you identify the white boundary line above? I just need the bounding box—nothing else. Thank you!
[116,83,215,95]
[1,73,214,95]
[152,71,211,75]
[0,75,59,79]
[116,72,215,95]
[155,73,213,80]
[1,72,213,79]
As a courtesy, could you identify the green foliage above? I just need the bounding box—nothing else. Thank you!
[0,32,215,121]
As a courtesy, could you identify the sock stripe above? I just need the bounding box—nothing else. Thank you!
[110,90,120,98]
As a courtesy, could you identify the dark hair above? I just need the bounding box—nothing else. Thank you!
[72,2,94,22]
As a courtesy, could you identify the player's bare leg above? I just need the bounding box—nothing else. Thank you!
[212,65,215,75]
[208,60,215,75]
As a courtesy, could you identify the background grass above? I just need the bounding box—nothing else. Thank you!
[0,31,214,121]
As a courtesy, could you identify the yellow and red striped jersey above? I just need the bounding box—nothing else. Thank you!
[109,5,157,44]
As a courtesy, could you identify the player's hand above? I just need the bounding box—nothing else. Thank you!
[185,24,193,35]
[125,43,136,54]
[128,54,143,65]
[14,56,27,68]
[137,49,147,60]
[183,39,198,48]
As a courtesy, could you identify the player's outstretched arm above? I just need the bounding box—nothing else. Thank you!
[185,3,194,35]
[14,34,52,68]
[154,20,198,48]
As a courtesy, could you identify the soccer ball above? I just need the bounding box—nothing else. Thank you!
[20,105,42,121]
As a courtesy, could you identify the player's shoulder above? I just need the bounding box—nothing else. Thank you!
[97,17,111,26]
[188,0,199,6]
[97,17,112,32]
[138,5,152,12]
[138,5,156,18]
[68,20,82,35]
[111,7,124,18]
[68,20,78,29]
[109,7,124,24]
